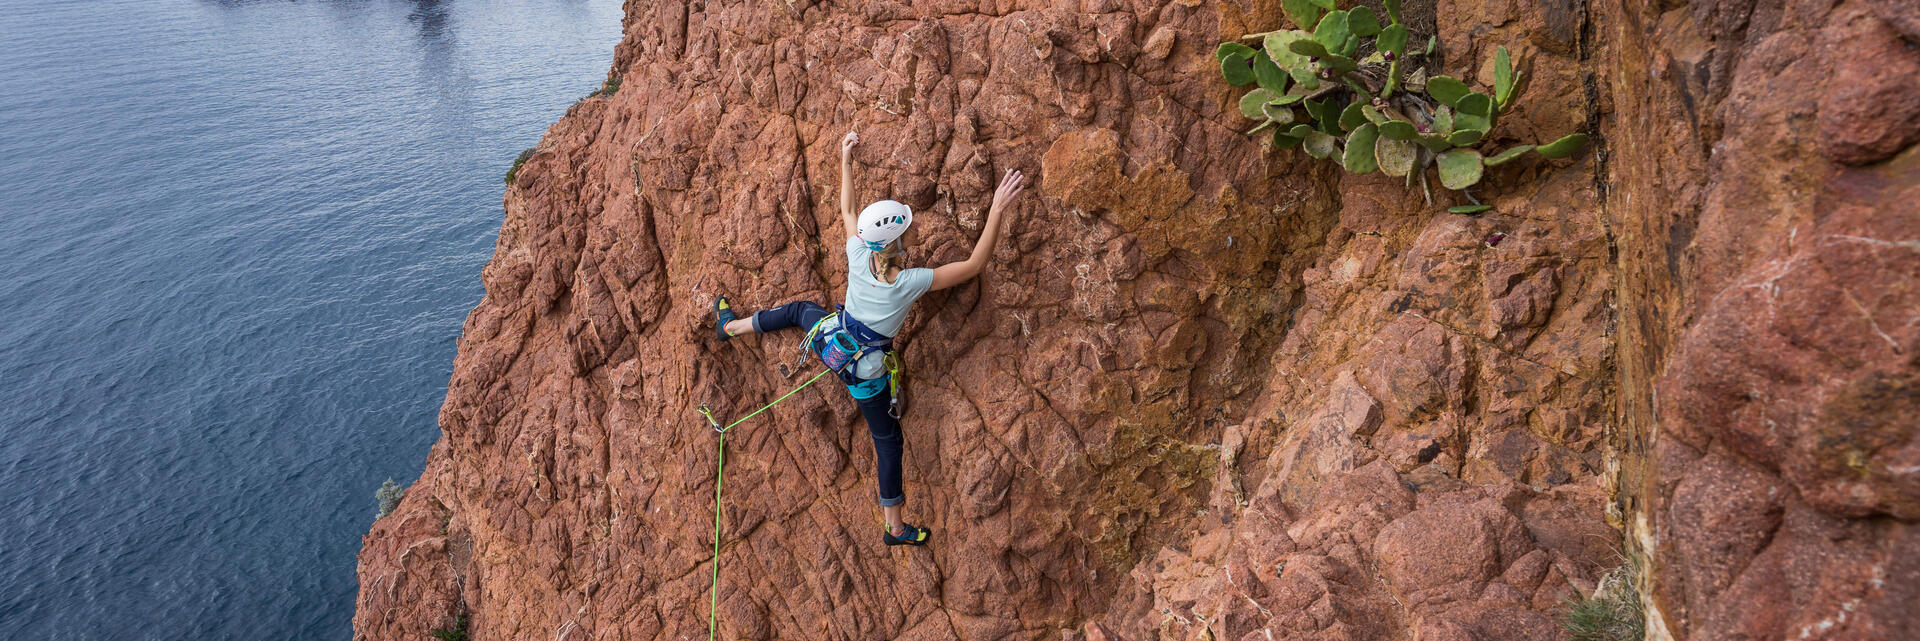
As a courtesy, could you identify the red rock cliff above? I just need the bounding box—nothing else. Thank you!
[354,0,1918,639]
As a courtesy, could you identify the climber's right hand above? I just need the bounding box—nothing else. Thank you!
[990,168,1026,215]
[840,131,859,160]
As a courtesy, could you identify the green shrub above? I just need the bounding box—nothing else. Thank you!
[374,478,404,520]
[1561,565,1644,641]
[1218,0,1587,204]
[431,613,468,641]
[505,147,535,185]
[595,73,622,97]
[581,73,622,102]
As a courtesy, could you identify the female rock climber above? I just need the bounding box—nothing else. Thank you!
[710,130,1026,546]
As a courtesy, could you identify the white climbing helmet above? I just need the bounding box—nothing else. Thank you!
[856,200,913,250]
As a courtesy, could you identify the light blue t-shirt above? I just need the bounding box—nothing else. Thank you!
[843,237,933,377]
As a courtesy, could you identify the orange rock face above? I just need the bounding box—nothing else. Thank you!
[355,0,1919,640]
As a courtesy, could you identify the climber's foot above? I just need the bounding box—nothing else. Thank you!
[883,522,931,547]
[714,295,739,341]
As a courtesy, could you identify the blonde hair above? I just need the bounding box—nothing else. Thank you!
[870,243,904,284]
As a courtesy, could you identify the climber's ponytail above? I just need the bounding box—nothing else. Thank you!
[871,243,904,284]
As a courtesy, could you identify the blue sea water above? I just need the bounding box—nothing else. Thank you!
[0,1,624,638]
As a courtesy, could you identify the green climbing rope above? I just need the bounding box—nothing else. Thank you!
[704,367,833,640]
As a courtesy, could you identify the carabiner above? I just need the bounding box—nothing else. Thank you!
[696,402,723,433]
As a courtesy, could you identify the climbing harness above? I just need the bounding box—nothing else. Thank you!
[800,307,906,416]
[700,367,831,641]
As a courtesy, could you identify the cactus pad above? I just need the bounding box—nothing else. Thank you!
[1416,132,1454,152]
[1375,135,1417,177]
[1282,0,1323,30]
[1264,31,1313,69]
[1447,129,1485,146]
[1348,6,1381,37]
[1457,92,1493,116]
[1379,120,1418,139]
[1448,204,1493,214]
[1222,51,1255,86]
[1253,53,1288,92]
[1217,42,1255,62]
[1288,38,1330,59]
[1288,66,1321,89]
[1536,133,1590,158]
[1303,131,1339,159]
[1483,144,1534,166]
[1437,148,1485,189]
[1317,97,1348,134]
[1377,24,1408,57]
[1342,123,1380,174]
[1339,102,1369,131]
[1313,10,1351,54]
[1263,102,1296,124]
[1494,46,1516,110]
[1320,53,1358,74]
[1455,111,1492,134]
[1239,89,1278,119]
[1426,75,1469,106]
[1432,106,1455,135]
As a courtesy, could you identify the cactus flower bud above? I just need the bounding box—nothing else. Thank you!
[1384,51,1396,61]
[1484,232,1506,247]
[1417,124,1430,133]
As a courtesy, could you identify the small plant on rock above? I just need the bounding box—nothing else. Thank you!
[1561,564,1645,641]
[374,478,405,520]
[431,613,468,641]
[504,147,535,185]
[1217,0,1588,209]
[590,72,622,98]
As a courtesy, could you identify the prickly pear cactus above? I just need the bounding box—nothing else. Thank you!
[1218,0,1589,208]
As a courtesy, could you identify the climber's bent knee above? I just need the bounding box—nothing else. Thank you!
[750,300,830,333]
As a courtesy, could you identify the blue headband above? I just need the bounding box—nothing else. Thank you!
[863,240,888,251]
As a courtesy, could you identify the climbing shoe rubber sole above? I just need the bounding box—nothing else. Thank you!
[883,523,931,547]
[714,295,738,341]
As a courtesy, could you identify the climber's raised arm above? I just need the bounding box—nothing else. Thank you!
[839,131,860,239]
[930,169,1025,291]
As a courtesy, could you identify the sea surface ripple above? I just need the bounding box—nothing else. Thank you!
[0,1,623,638]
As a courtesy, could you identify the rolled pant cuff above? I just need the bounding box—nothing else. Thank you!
[878,494,905,507]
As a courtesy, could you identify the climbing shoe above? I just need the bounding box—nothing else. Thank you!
[883,523,931,547]
[714,295,739,341]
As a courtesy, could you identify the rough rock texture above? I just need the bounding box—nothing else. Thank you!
[354,0,1919,640]
[1607,0,1920,637]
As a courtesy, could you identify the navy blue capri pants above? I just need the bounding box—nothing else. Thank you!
[751,300,904,507]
